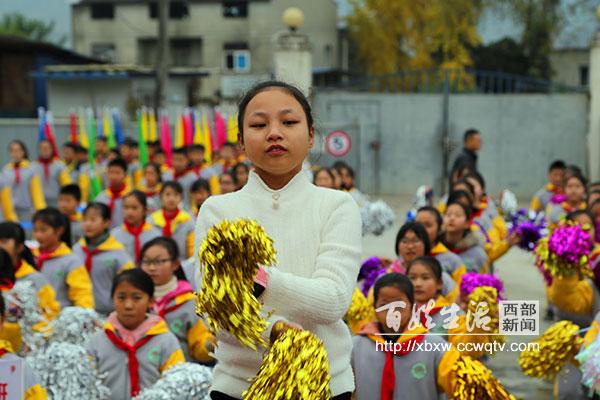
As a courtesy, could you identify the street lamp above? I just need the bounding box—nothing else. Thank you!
[282,7,305,32]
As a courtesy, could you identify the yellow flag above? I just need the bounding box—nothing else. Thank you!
[175,114,184,148]
[141,108,149,142]
[202,114,212,164]
[78,109,89,148]
[227,114,238,143]
[149,109,158,142]
[193,111,203,145]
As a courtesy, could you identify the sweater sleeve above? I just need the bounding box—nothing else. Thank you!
[262,194,362,325]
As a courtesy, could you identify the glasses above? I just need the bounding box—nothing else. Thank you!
[140,258,172,267]
[399,238,423,246]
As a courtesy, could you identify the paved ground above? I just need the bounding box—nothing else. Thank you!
[361,195,553,399]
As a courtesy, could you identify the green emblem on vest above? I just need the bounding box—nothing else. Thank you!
[147,346,161,365]
[411,362,427,380]
[53,269,65,281]
[170,319,184,335]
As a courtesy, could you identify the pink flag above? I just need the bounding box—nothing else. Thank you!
[214,111,227,150]
[183,111,193,146]
[160,113,173,168]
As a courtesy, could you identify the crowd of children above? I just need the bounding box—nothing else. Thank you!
[0,81,599,399]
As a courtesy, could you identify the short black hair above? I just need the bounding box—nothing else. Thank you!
[221,142,236,150]
[96,136,108,143]
[190,178,211,194]
[447,190,474,208]
[123,190,147,209]
[173,147,188,156]
[75,144,88,154]
[0,287,5,316]
[373,273,414,306]
[63,142,78,151]
[161,181,184,195]
[84,202,111,221]
[141,236,179,263]
[121,137,138,148]
[463,129,480,142]
[446,200,473,221]
[32,207,72,247]
[549,160,566,172]
[59,184,82,202]
[566,209,594,225]
[189,144,205,153]
[465,171,486,191]
[406,256,443,282]
[453,178,475,197]
[394,222,431,256]
[111,268,154,298]
[107,157,128,173]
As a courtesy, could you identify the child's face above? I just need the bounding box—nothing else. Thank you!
[33,221,62,250]
[144,166,159,187]
[58,194,78,215]
[83,208,110,239]
[9,143,25,163]
[192,189,210,209]
[407,263,442,304]
[340,168,354,189]
[172,154,188,172]
[161,187,181,211]
[112,280,152,330]
[154,153,165,165]
[415,211,439,245]
[140,245,179,286]
[38,141,53,160]
[314,170,334,189]
[235,166,249,188]
[219,175,236,194]
[95,140,108,156]
[241,89,314,180]
[374,286,412,334]
[330,169,342,189]
[188,150,204,165]
[572,214,596,245]
[220,146,235,162]
[397,230,425,263]
[465,178,483,204]
[589,193,600,207]
[0,238,18,265]
[62,146,75,162]
[443,204,468,234]
[592,203,600,220]
[565,177,585,203]
[107,166,126,188]
[549,169,565,188]
[123,196,145,225]
[120,145,134,160]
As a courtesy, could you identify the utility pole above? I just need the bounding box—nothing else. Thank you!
[155,0,169,109]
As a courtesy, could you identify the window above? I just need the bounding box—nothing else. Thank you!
[580,65,589,87]
[138,38,202,66]
[91,43,116,62]
[223,1,248,18]
[91,3,114,19]
[223,43,250,73]
[149,2,189,19]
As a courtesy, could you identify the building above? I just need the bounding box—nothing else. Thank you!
[550,47,589,88]
[0,35,102,118]
[71,0,340,101]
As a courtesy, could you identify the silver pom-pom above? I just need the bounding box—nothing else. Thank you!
[26,341,110,400]
[50,307,103,346]
[134,362,212,400]
[361,200,396,236]
[4,281,49,353]
[499,189,518,216]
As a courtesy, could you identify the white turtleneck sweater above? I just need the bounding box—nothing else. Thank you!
[193,169,362,397]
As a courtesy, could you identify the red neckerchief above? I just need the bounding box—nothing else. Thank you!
[37,245,59,271]
[191,165,203,176]
[380,333,426,400]
[173,168,189,181]
[108,184,127,214]
[124,221,145,262]
[0,348,8,358]
[560,201,585,214]
[104,329,154,398]
[13,161,21,184]
[0,277,14,290]
[81,244,102,272]
[37,157,52,180]
[419,306,443,326]
[162,209,179,237]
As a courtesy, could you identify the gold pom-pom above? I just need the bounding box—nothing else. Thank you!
[518,320,582,380]
[467,286,505,347]
[453,356,516,400]
[243,329,330,399]
[344,288,375,334]
[195,219,277,350]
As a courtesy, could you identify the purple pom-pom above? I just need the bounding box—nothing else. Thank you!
[459,272,505,301]
[358,257,387,297]
[547,224,591,264]
[550,193,567,205]
[509,209,546,252]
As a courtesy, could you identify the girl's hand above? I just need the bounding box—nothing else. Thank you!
[379,257,394,268]
[269,320,303,344]
[253,266,269,298]
[508,232,522,247]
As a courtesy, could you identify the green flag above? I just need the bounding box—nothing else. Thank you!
[87,110,103,200]
[138,110,149,167]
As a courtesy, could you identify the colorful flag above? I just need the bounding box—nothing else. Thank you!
[175,113,184,148]
[160,111,173,168]
[214,110,227,149]
[138,110,149,166]
[78,109,89,149]
[193,110,203,145]
[141,107,149,142]
[183,110,193,146]
[43,111,59,158]
[69,111,78,144]
[149,108,158,142]
[104,108,116,149]
[202,114,213,164]
[227,114,238,143]
[87,109,103,200]
[112,109,125,146]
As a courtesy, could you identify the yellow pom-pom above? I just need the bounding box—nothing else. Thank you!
[467,286,505,348]
[452,356,516,400]
[518,320,582,380]
[195,219,277,350]
[243,329,331,400]
[344,288,374,334]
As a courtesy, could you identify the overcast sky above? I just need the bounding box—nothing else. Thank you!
[0,0,597,50]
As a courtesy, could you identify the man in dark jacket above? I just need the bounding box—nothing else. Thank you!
[450,128,481,185]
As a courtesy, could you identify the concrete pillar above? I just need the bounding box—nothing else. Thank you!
[273,32,312,96]
[588,11,600,181]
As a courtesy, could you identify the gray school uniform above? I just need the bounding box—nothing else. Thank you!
[533,187,554,211]
[66,161,80,182]
[17,268,50,293]
[174,171,199,210]
[70,218,84,245]
[110,224,162,262]
[433,250,465,278]
[95,190,125,228]
[148,212,195,260]
[352,334,448,400]
[2,161,40,222]
[39,252,87,308]
[1,353,44,395]
[181,258,198,292]
[86,324,182,400]
[555,361,585,400]
[548,203,567,225]
[33,159,69,207]
[72,239,134,315]
[158,292,201,361]
[428,307,466,339]
[456,245,488,273]
[554,279,600,328]
[441,272,455,298]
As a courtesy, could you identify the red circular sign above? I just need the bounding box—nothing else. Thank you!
[326,130,352,157]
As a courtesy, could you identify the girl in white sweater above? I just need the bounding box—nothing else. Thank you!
[193,81,362,400]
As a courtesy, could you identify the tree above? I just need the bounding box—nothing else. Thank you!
[347,0,483,75]
[0,13,65,45]
[470,38,529,75]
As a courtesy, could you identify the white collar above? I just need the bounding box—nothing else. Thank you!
[242,169,310,209]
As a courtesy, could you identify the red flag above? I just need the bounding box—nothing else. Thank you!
[160,113,173,167]
[69,112,78,144]
[44,111,59,158]
[183,111,193,146]
[215,110,227,150]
